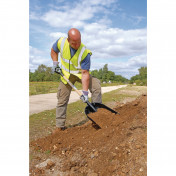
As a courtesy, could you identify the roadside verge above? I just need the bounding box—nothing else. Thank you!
[29,85,127,115]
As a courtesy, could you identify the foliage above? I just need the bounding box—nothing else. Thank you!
[30,64,147,86]
[29,64,147,95]
[30,64,129,84]
[29,64,60,82]
[130,67,147,86]
[91,64,128,83]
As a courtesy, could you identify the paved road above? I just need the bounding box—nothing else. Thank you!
[29,85,127,115]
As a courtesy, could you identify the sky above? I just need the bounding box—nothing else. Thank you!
[29,0,147,79]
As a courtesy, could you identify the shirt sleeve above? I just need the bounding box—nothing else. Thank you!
[52,39,60,53]
[81,53,91,70]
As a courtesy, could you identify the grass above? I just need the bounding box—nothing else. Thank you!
[29,81,124,95]
[29,82,60,95]
[29,85,147,142]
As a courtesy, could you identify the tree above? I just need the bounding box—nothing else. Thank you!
[98,68,103,80]
[102,64,108,82]
[29,63,129,83]
[91,70,99,78]
[139,67,147,80]
[107,71,115,82]
[29,64,60,82]
[90,64,128,83]
[43,67,52,81]
[37,64,48,73]
[130,66,147,85]
[114,75,128,83]
[103,64,108,73]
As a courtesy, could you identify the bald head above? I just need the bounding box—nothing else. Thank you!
[67,28,81,50]
[68,28,81,40]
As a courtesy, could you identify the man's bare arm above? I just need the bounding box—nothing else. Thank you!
[81,69,90,91]
[51,48,58,61]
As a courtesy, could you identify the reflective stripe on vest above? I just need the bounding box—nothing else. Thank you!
[60,37,66,59]
[61,65,79,74]
[77,46,86,69]
[60,37,86,70]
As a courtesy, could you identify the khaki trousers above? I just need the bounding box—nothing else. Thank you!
[56,74,102,127]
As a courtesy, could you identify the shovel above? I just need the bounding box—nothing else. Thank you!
[55,66,119,129]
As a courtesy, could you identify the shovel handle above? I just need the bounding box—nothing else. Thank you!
[55,66,82,96]
[65,76,96,112]
[86,101,97,112]
[55,66,96,112]
[63,75,82,96]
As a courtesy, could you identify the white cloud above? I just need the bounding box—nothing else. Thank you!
[83,0,116,6]
[82,26,147,59]
[91,54,147,79]
[29,12,39,20]
[111,54,147,71]
[40,5,97,29]
[127,54,147,67]
[119,12,146,27]
[29,46,51,72]
[132,16,146,25]
[49,32,67,39]
[36,0,118,29]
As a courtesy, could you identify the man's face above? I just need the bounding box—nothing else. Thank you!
[68,38,81,50]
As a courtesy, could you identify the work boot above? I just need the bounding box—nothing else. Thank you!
[52,127,67,134]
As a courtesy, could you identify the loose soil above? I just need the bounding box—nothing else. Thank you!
[30,93,147,176]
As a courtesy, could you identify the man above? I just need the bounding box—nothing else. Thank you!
[51,28,102,133]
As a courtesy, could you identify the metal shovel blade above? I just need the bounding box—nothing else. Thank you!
[85,103,119,129]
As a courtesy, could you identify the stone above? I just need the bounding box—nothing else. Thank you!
[90,151,98,159]
[46,160,55,169]
[112,152,117,157]
[36,159,54,169]
[139,167,144,172]
[115,147,119,150]
[94,151,98,157]
[53,145,57,150]
[90,153,95,159]
[136,145,141,149]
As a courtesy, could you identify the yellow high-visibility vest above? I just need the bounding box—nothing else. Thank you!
[57,37,92,84]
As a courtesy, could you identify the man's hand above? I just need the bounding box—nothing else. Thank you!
[80,90,89,103]
[52,61,59,73]
[51,48,59,73]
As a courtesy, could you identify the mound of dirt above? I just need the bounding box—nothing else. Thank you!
[30,94,147,176]
[88,108,119,129]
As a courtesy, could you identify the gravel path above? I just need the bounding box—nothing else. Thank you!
[29,85,127,115]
